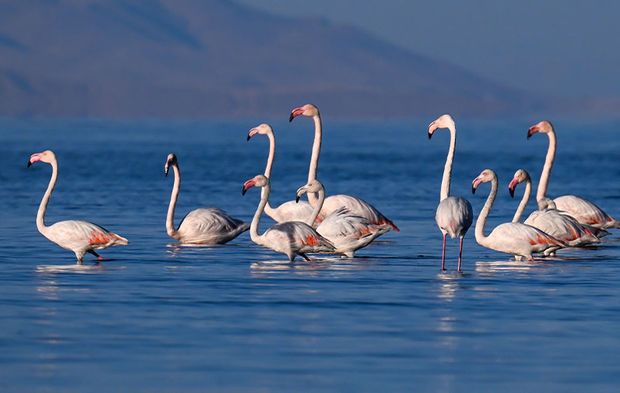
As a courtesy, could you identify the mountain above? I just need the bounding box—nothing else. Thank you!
[0,0,541,118]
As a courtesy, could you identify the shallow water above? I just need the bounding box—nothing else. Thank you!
[1,117,619,392]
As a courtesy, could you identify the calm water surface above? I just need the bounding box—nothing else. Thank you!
[0,118,619,392]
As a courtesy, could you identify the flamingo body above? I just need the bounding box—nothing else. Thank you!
[553,195,619,229]
[265,200,315,223]
[436,196,473,239]
[175,208,249,244]
[316,194,398,231]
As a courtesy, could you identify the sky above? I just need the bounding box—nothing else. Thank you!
[238,0,620,100]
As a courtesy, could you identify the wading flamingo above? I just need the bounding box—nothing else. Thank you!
[289,103,398,233]
[164,153,249,244]
[27,150,128,263]
[428,114,473,272]
[508,169,600,247]
[472,169,565,261]
[295,179,390,257]
[247,123,314,223]
[528,120,620,229]
[242,175,335,261]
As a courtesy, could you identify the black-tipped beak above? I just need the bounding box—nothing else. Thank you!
[241,187,247,195]
[471,185,476,194]
[295,195,300,203]
[527,127,537,139]
[246,134,251,141]
[27,160,32,168]
[428,131,432,140]
[509,187,515,198]
[289,112,294,122]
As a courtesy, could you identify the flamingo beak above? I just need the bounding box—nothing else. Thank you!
[527,125,539,139]
[508,178,519,198]
[295,185,307,203]
[289,107,304,122]
[164,164,169,176]
[27,153,42,168]
[247,128,259,141]
[472,178,483,194]
[427,121,437,140]
[242,179,256,195]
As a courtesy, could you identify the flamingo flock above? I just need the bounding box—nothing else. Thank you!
[26,105,618,270]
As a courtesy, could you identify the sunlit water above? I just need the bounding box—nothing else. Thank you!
[1,117,619,392]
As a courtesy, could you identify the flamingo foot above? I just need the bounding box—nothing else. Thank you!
[298,253,311,262]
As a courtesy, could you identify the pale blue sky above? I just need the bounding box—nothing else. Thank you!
[238,0,620,99]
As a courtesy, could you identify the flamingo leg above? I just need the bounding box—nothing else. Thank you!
[457,236,464,273]
[298,253,311,262]
[87,249,104,261]
[441,233,447,271]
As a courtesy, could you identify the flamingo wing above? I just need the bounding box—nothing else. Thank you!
[553,195,618,229]
[487,222,564,257]
[525,209,599,246]
[435,196,473,238]
[268,200,315,223]
[264,221,335,255]
[178,208,248,242]
[46,220,127,252]
[319,194,398,231]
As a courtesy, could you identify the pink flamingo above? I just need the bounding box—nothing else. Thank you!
[289,103,398,233]
[428,114,473,272]
[242,175,335,261]
[472,169,565,261]
[27,150,128,263]
[528,120,620,229]
[295,179,390,257]
[165,153,249,244]
[247,123,315,223]
[508,169,601,247]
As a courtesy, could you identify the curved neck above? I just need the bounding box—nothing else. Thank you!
[536,130,556,202]
[475,174,498,244]
[512,178,531,223]
[166,164,181,239]
[250,184,270,244]
[439,125,456,201]
[305,187,325,226]
[262,132,276,213]
[37,159,58,234]
[307,115,322,205]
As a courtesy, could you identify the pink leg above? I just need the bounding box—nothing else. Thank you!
[441,233,447,271]
[458,236,464,273]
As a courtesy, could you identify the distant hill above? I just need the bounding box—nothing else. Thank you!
[0,0,543,118]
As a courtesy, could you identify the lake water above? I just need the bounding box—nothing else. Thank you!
[1,117,619,392]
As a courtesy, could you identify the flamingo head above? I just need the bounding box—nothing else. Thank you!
[508,169,530,198]
[289,103,319,122]
[242,175,269,195]
[164,153,178,176]
[428,114,455,139]
[527,120,554,139]
[472,169,494,194]
[27,150,55,167]
[247,123,273,141]
[295,179,324,203]
[537,197,557,210]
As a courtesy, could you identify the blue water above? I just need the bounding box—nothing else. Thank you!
[1,117,619,392]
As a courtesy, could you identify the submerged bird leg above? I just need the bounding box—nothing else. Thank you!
[298,253,311,262]
[457,236,464,272]
[87,249,104,261]
[441,233,447,271]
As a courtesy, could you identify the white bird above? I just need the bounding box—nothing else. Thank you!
[295,179,390,257]
[508,169,600,247]
[246,123,315,223]
[528,120,619,229]
[428,114,473,272]
[289,103,398,233]
[27,150,128,263]
[472,169,565,261]
[242,174,335,261]
[164,153,249,244]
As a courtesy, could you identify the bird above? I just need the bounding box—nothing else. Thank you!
[241,174,335,261]
[295,179,390,257]
[508,169,601,247]
[428,114,473,272]
[164,153,249,245]
[528,120,619,229]
[246,123,315,223]
[27,150,128,263]
[289,103,398,233]
[472,169,565,261]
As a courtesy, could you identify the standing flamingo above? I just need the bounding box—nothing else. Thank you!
[508,169,600,247]
[242,175,335,261]
[165,153,249,244]
[295,179,390,257]
[289,103,398,233]
[472,169,565,261]
[428,114,473,272]
[528,120,619,229]
[247,123,315,223]
[27,150,128,263]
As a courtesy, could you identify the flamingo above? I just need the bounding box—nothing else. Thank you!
[246,123,315,223]
[295,179,390,257]
[241,174,335,261]
[289,103,398,233]
[27,150,128,263]
[471,169,565,261]
[164,153,249,244]
[508,169,600,247]
[528,120,620,229]
[428,114,473,272]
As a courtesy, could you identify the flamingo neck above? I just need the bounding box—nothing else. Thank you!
[475,173,498,245]
[305,187,325,226]
[536,130,556,204]
[512,177,531,223]
[263,131,276,214]
[307,114,322,206]
[250,184,270,245]
[439,124,456,201]
[37,159,58,235]
[166,164,181,239]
